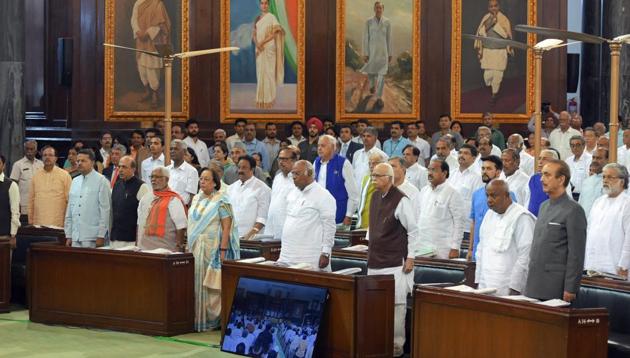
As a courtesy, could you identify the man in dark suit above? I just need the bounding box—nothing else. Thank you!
[338,124,363,163]
[102,144,127,187]
[524,159,587,303]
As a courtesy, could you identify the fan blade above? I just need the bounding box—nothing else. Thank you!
[515,25,606,44]
[462,34,530,50]
[103,43,161,57]
[173,47,240,59]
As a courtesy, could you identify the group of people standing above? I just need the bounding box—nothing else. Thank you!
[2,109,630,356]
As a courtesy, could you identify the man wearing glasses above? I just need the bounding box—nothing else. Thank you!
[267,148,298,240]
[366,162,418,357]
[584,163,630,281]
[565,135,592,201]
[137,166,187,252]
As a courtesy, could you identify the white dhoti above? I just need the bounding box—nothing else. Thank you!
[368,265,413,353]
[481,49,507,95]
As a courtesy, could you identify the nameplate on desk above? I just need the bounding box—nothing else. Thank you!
[172,260,190,266]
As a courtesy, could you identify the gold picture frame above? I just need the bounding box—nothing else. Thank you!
[450,0,536,123]
[335,0,421,122]
[104,0,189,121]
[219,0,305,123]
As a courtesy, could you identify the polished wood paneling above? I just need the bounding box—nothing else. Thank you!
[28,1,566,137]
[412,286,608,358]
[28,243,194,336]
[221,260,395,357]
[0,240,10,313]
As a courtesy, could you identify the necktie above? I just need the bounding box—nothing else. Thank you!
[111,167,119,188]
[341,143,348,157]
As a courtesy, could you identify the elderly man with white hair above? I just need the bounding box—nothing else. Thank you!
[137,166,187,252]
[507,133,534,176]
[314,135,359,226]
[477,126,502,156]
[366,162,418,357]
[352,126,388,187]
[167,139,199,205]
[585,163,630,280]
[10,139,43,216]
[213,128,227,143]
[475,179,535,296]
[278,160,336,270]
[356,151,387,229]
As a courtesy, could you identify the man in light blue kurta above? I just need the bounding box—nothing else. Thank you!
[64,149,111,248]
[361,1,391,101]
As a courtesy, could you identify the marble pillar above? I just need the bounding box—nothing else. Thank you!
[0,0,25,169]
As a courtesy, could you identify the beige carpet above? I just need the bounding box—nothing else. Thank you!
[0,309,234,357]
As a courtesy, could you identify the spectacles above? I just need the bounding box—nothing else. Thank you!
[150,175,166,179]
[570,143,584,147]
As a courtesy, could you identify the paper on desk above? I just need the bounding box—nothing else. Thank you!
[142,248,174,255]
[113,245,141,252]
[43,225,63,230]
[333,267,362,275]
[499,295,540,303]
[445,285,497,295]
[289,263,314,270]
[415,247,435,257]
[585,270,626,280]
[536,299,570,307]
[342,244,368,252]
[238,257,266,264]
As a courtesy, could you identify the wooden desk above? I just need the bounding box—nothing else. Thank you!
[335,229,367,246]
[17,226,66,244]
[331,249,476,286]
[239,239,281,261]
[28,244,194,336]
[222,260,395,357]
[412,286,609,358]
[581,276,630,292]
[0,240,10,313]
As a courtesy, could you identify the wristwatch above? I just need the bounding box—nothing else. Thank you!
[321,252,330,258]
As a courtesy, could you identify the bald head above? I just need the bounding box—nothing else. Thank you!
[486,179,512,214]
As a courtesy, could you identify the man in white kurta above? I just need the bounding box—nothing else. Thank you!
[507,134,534,176]
[566,136,592,200]
[227,155,271,239]
[253,1,284,108]
[360,2,391,101]
[352,127,388,187]
[389,157,420,203]
[474,0,513,100]
[366,163,418,357]
[549,111,582,160]
[501,148,530,205]
[402,145,428,190]
[266,148,298,239]
[417,159,465,259]
[278,161,336,271]
[617,130,630,170]
[584,164,630,279]
[167,140,199,205]
[475,180,535,296]
[448,144,484,241]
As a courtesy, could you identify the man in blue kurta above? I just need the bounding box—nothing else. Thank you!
[361,1,391,104]
[468,156,515,261]
[314,135,359,226]
[64,149,111,248]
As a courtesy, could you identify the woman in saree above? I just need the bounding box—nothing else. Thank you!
[187,166,240,331]
[252,0,285,109]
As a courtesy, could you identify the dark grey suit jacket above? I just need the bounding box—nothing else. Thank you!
[524,194,587,300]
[342,141,364,164]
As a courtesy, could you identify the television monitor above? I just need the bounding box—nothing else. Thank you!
[221,276,329,358]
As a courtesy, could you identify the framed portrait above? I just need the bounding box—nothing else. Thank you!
[220,0,305,122]
[335,0,421,121]
[451,0,536,123]
[104,0,189,121]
